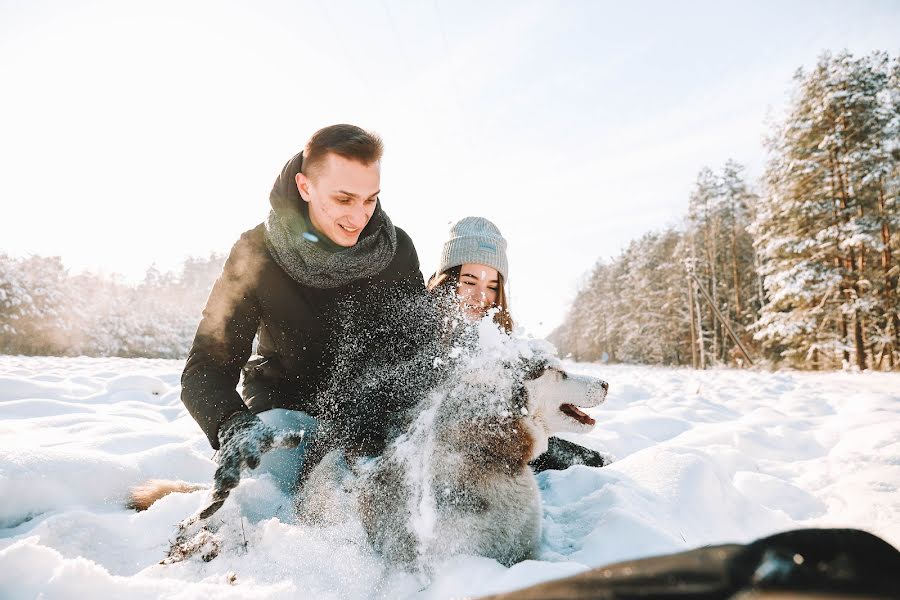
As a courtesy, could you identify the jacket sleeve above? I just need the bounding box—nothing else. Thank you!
[181,229,263,449]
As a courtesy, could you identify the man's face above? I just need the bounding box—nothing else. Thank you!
[295,153,381,247]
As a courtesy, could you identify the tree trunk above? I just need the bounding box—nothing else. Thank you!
[839,310,851,367]
[694,279,707,369]
[855,202,869,371]
[853,313,866,370]
[688,276,699,369]
[702,201,721,364]
[731,221,742,320]
[830,149,867,369]
[878,186,899,369]
[890,319,898,370]
[753,246,765,318]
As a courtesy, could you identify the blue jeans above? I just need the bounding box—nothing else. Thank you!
[251,408,318,495]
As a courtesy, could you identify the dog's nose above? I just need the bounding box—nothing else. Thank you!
[600,381,609,391]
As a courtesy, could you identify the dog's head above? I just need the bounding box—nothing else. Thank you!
[520,361,608,435]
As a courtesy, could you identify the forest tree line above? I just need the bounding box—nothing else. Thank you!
[550,51,900,370]
[0,253,224,358]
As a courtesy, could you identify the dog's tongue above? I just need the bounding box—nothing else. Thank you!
[561,404,596,426]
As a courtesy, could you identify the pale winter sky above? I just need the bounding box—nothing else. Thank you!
[1,1,899,337]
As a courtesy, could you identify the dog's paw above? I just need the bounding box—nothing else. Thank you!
[161,520,222,564]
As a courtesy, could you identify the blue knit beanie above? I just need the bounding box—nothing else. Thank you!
[437,217,508,280]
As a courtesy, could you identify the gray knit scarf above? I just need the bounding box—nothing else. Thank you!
[264,200,398,289]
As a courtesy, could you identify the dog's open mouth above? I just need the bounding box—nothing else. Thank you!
[560,403,596,426]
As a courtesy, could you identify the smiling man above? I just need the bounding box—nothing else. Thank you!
[180,124,425,508]
[298,153,379,247]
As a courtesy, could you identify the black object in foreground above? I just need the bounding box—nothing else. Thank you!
[530,437,609,473]
[478,528,900,599]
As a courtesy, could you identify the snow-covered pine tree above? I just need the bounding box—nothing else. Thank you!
[686,167,723,364]
[683,163,759,366]
[870,54,900,368]
[753,51,898,369]
[617,229,691,364]
[720,160,762,326]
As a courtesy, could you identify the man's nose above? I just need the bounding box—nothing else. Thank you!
[348,206,370,228]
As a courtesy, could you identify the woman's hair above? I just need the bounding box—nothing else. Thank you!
[426,265,514,333]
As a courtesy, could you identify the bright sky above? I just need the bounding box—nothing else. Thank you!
[2,0,899,336]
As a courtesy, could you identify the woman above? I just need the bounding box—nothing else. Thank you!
[427,216,513,332]
[427,217,607,473]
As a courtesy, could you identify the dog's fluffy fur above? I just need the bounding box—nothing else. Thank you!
[299,361,608,567]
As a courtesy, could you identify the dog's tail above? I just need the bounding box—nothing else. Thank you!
[127,479,205,511]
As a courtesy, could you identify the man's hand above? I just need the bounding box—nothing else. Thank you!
[199,411,304,519]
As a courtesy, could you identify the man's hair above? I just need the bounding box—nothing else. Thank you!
[302,124,384,180]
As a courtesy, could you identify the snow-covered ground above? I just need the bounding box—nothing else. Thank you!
[1,355,898,599]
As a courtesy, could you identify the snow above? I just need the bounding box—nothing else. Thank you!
[1,355,898,599]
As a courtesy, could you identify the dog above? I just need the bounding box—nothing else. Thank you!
[297,353,608,568]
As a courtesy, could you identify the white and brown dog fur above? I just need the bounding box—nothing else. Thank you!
[298,359,608,568]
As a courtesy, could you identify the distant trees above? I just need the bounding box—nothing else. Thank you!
[0,255,71,355]
[552,233,686,364]
[0,253,224,357]
[685,161,762,365]
[552,50,899,370]
[550,163,758,368]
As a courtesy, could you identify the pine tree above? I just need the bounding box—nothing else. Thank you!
[753,51,898,369]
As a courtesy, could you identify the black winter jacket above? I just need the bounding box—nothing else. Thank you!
[180,222,424,449]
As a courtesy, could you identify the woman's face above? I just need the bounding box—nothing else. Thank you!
[456,263,499,320]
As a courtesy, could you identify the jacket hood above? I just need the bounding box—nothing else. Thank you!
[269,150,306,219]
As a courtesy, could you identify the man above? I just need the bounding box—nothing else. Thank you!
[181,124,425,509]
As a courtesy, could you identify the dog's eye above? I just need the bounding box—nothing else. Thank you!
[524,370,542,381]
[544,366,568,380]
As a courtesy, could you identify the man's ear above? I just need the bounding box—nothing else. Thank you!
[295,172,311,203]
